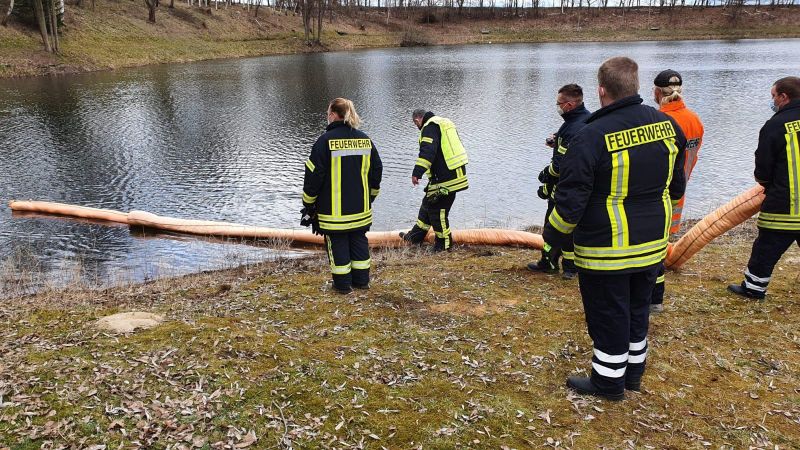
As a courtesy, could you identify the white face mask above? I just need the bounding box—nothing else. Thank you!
[557,105,565,116]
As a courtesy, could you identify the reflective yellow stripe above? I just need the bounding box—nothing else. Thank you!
[351,259,371,270]
[439,208,450,248]
[319,217,373,231]
[362,154,370,213]
[331,263,352,275]
[664,137,680,238]
[656,275,665,284]
[427,174,469,195]
[370,188,380,196]
[575,248,667,271]
[574,238,668,257]
[326,236,350,274]
[305,159,315,172]
[318,210,372,223]
[757,212,800,231]
[331,157,341,217]
[416,219,431,230]
[787,131,799,215]
[757,212,800,222]
[607,150,630,248]
[420,137,434,144]
[562,251,574,260]
[548,163,558,177]
[557,145,567,155]
[302,192,317,204]
[548,208,576,234]
[416,158,432,170]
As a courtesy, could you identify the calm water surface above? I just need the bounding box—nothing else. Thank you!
[1,39,798,291]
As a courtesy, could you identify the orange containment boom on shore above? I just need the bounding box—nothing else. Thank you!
[8,200,544,249]
[10,184,764,261]
[664,184,765,270]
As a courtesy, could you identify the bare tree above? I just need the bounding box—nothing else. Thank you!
[2,0,13,26]
[145,0,157,22]
[32,0,52,52]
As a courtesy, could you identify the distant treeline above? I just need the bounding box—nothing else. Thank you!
[2,0,796,54]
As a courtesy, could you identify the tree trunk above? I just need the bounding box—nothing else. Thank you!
[316,0,323,42]
[145,0,157,22]
[170,0,175,8]
[2,0,14,26]
[32,0,52,52]
[49,0,59,53]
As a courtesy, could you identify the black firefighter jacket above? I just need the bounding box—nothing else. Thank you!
[303,121,383,233]
[755,99,800,233]
[543,95,687,274]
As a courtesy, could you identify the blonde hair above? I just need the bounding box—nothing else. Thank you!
[328,98,361,129]
[657,76,683,105]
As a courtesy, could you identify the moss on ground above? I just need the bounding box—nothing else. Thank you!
[0,222,798,448]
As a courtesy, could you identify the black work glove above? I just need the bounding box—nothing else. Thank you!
[538,167,557,185]
[539,242,560,272]
[300,205,316,228]
[537,185,550,200]
[311,218,323,236]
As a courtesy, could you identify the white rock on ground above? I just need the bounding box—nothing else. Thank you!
[95,312,164,333]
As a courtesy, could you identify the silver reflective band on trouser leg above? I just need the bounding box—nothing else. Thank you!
[744,269,769,292]
[628,338,648,364]
[592,348,628,378]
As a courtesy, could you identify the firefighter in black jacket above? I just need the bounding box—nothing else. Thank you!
[302,98,383,294]
[728,76,800,300]
[529,84,591,279]
[542,57,687,400]
[400,110,469,252]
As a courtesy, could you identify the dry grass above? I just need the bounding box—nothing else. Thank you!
[0,225,797,448]
[1,4,800,78]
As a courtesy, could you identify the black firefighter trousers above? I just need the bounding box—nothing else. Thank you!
[742,228,800,295]
[325,231,370,290]
[578,265,658,394]
[405,193,456,251]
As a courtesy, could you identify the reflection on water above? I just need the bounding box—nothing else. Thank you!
[1,39,798,291]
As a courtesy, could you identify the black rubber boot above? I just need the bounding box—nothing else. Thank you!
[401,225,427,245]
[566,376,624,401]
[333,285,353,295]
[625,379,641,392]
[727,283,765,301]
[562,258,578,279]
[527,258,559,274]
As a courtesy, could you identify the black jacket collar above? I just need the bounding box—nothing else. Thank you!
[586,95,643,124]
[423,111,435,123]
[326,120,348,131]
[778,99,800,114]
[562,103,589,122]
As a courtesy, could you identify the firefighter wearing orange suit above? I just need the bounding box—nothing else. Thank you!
[650,70,704,313]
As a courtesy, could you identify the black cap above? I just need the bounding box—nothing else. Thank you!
[654,69,682,87]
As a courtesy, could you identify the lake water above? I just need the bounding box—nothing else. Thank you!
[1,39,798,292]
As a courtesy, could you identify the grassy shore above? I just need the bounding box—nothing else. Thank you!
[0,221,798,448]
[1,2,800,78]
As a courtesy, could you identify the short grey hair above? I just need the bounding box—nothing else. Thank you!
[412,109,427,120]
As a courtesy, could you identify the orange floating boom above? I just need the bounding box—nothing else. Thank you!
[10,184,765,261]
[664,184,765,269]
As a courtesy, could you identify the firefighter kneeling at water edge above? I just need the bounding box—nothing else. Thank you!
[728,76,800,300]
[529,83,591,279]
[542,57,687,400]
[301,98,383,294]
[400,110,469,252]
